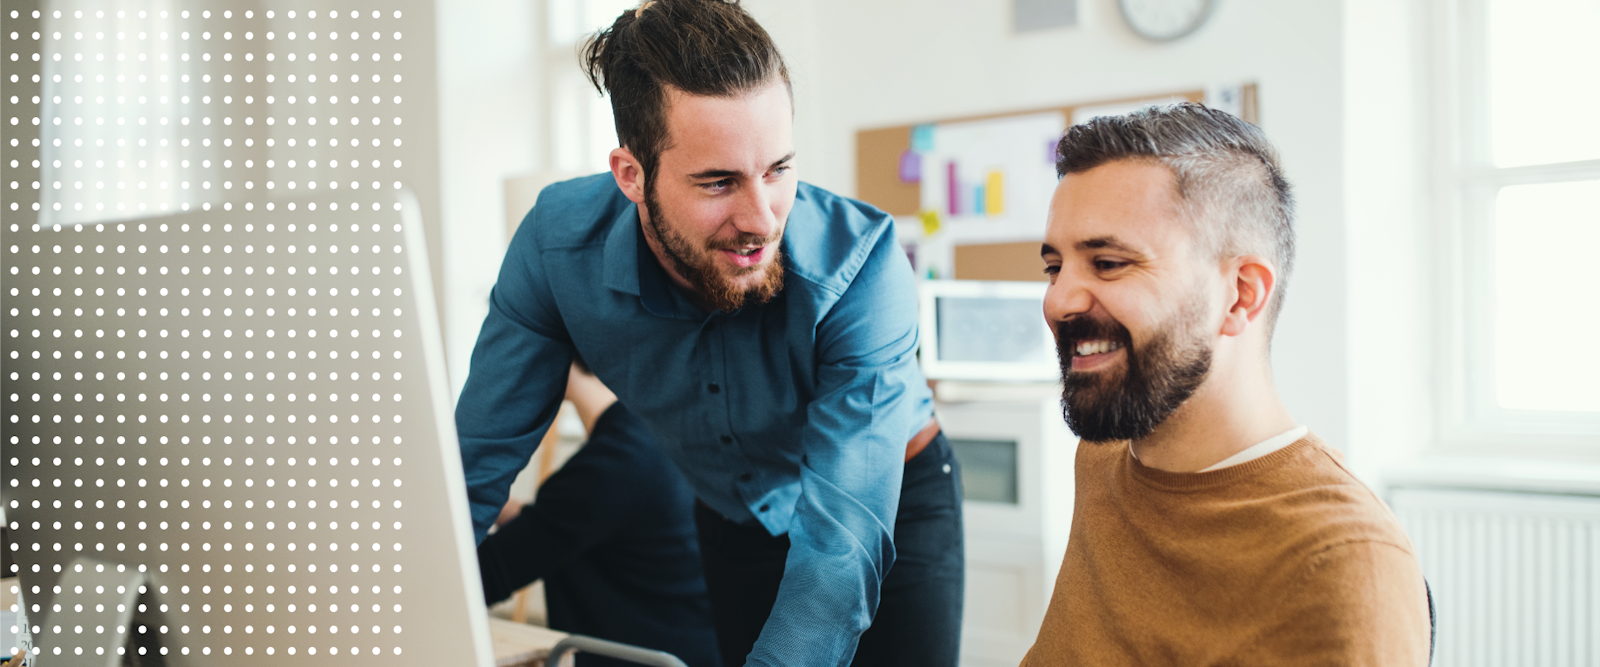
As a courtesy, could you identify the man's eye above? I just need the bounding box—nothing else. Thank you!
[701,179,732,191]
[1043,265,1061,276]
[1093,259,1127,271]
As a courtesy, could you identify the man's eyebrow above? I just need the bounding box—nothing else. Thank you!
[687,168,740,180]
[687,152,796,181]
[1076,236,1141,254]
[1041,242,1059,258]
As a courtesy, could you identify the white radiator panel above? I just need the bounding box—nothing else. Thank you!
[1391,488,1600,667]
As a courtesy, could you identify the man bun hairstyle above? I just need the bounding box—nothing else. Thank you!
[1055,103,1297,325]
[582,0,790,190]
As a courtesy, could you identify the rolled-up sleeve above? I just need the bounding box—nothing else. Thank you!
[744,228,926,667]
[455,214,574,543]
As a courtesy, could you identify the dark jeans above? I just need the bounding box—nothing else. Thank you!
[694,431,965,667]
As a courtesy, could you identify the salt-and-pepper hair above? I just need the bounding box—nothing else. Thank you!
[1055,103,1297,323]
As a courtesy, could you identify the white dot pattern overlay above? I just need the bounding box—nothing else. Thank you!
[3,213,488,664]
[8,6,416,221]
[3,5,484,666]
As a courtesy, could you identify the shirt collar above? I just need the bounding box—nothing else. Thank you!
[601,201,642,297]
[1196,425,1308,472]
[604,205,705,320]
[635,225,687,319]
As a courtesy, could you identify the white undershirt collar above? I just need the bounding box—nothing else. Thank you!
[1126,425,1308,472]
[1197,425,1308,472]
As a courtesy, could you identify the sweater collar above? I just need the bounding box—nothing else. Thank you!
[1126,433,1324,490]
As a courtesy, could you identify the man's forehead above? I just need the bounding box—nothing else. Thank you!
[658,82,793,170]
[1046,160,1187,253]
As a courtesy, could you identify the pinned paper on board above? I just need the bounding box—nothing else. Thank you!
[946,161,961,216]
[899,149,923,183]
[911,124,937,153]
[985,171,1005,215]
[1204,83,1246,119]
[919,110,1065,229]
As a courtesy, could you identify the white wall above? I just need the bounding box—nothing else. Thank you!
[751,0,1352,452]
[1342,0,1434,481]
[435,0,543,396]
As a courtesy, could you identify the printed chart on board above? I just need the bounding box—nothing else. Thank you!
[908,111,1065,279]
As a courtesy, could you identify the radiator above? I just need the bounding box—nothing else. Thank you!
[1391,488,1600,667]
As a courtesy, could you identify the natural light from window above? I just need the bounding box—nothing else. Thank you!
[1482,0,1600,417]
[1488,0,1600,167]
[546,0,629,174]
[1493,180,1600,413]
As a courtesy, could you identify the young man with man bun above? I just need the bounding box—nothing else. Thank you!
[455,2,964,665]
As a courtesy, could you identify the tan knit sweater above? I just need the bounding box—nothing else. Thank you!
[1021,434,1430,666]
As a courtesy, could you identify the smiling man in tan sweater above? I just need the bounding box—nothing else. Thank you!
[1027,104,1431,666]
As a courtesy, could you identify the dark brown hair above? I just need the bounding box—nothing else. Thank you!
[581,0,790,189]
[1056,103,1297,324]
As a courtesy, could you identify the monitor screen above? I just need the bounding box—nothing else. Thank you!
[936,296,1055,365]
[919,280,1059,383]
[2,194,493,665]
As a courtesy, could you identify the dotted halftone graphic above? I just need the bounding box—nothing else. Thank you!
[7,213,421,662]
[3,4,483,665]
[7,6,410,222]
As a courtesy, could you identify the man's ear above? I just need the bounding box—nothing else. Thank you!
[1221,255,1275,337]
[609,146,647,205]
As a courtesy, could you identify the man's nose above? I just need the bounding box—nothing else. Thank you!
[1044,271,1094,323]
[733,183,781,240]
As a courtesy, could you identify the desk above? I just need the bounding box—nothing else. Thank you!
[490,616,570,667]
[6,579,560,666]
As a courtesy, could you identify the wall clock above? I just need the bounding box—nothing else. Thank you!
[1117,0,1217,42]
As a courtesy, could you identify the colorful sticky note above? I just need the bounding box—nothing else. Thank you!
[911,124,937,153]
[974,185,986,215]
[898,149,922,183]
[918,210,942,236]
[985,171,1005,216]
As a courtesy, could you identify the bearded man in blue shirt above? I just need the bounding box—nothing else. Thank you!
[454,1,964,666]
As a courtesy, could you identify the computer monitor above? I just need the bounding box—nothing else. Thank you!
[2,192,493,665]
[918,280,1058,383]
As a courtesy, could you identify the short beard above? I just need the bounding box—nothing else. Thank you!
[1055,301,1212,443]
[643,185,785,313]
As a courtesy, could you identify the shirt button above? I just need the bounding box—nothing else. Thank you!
[720,435,733,444]
[739,473,752,482]
[759,504,770,512]
[708,383,721,394]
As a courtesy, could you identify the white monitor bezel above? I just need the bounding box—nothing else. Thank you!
[918,279,1059,383]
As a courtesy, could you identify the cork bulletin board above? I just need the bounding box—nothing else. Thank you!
[858,84,1258,281]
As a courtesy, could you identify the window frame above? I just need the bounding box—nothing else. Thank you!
[542,0,620,175]
[1433,0,1600,456]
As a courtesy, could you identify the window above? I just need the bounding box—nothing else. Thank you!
[1441,0,1600,448]
[543,0,634,174]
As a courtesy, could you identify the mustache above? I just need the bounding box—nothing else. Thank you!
[1054,314,1132,352]
[706,231,780,252]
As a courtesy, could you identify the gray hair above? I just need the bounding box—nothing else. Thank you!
[1055,103,1296,323]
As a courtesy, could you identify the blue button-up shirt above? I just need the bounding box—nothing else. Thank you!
[456,174,934,667]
